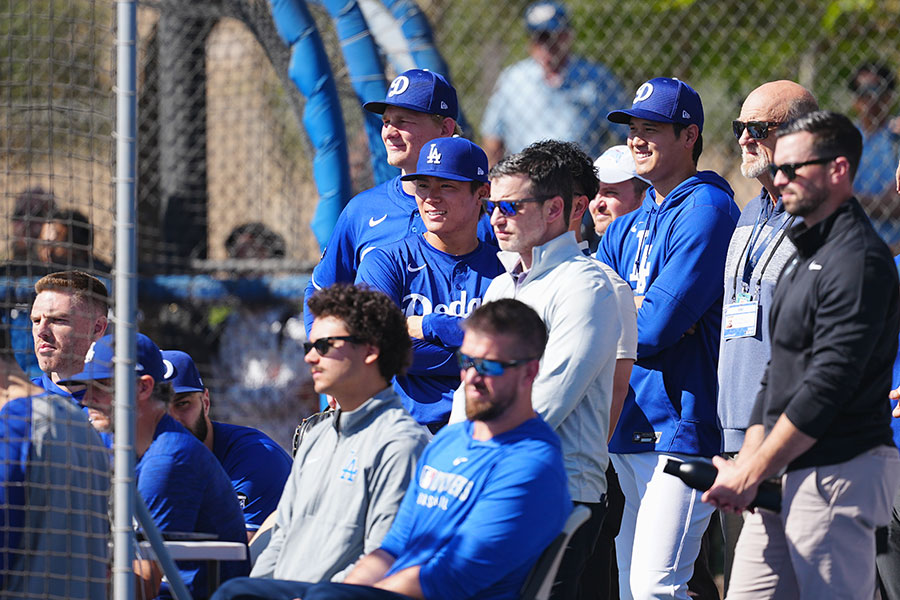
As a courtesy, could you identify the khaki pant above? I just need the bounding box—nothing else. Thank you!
[728,445,900,600]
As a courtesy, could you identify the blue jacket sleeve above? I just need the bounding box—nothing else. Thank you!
[421,314,465,348]
[305,206,361,334]
[417,456,569,600]
[636,204,735,358]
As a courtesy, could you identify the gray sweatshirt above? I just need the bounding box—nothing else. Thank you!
[251,387,430,582]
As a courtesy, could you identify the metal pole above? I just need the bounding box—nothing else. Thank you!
[113,0,138,597]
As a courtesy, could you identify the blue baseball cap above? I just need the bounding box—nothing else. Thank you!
[364,69,459,120]
[161,350,205,394]
[401,137,490,183]
[525,2,569,33]
[60,333,176,385]
[607,77,704,132]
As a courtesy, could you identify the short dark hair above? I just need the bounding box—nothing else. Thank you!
[462,299,548,361]
[306,284,412,381]
[672,123,703,164]
[777,110,863,179]
[13,187,57,220]
[46,208,92,251]
[850,61,896,94]
[34,270,109,316]
[523,140,599,200]
[490,145,574,221]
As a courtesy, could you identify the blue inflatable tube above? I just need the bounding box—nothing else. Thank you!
[310,0,399,184]
[378,0,468,131]
[269,0,353,250]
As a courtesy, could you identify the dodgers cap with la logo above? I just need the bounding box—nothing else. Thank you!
[607,77,704,132]
[401,137,490,183]
[364,69,459,120]
[161,350,205,394]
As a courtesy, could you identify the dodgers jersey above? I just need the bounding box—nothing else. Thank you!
[380,418,570,600]
[211,422,292,532]
[304,175,495,333]
[356,234,503,425]
[597,171,739,457]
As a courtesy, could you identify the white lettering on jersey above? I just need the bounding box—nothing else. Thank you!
[402,291,482,318]
[629,228,652,295]
[426,144,442,165]
[388,76,410,97]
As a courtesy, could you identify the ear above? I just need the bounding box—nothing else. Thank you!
[93,314,109,341]
[522,358,541,386]
[677,123,699,147]
[136,374,155,402]
[439,117,456,137]
[362,343,381,366]
[543,195,565,224]
[201,389,211,415]
[830,156,852,184]
[475,182,490,200]
[570,195,589,223]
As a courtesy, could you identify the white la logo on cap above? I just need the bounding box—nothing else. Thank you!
[426,143,442,165]
[388,75,410,97]
[634,82,653,103]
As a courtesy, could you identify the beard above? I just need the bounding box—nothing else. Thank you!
[189,411,209,443]
[740,148,770,179]
[465,385,515,422]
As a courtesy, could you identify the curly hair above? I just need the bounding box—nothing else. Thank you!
[306,283,412,381]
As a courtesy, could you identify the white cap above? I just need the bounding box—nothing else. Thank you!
[593,145,650,185]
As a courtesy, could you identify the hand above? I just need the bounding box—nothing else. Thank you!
[407,316,424,339]
[701,455,759,514]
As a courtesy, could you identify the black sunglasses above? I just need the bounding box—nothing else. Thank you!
[768,156,839,181]
[456,351,536,376]
[303,335,361,356]
[483,197,546,217]
[732,120,781,140]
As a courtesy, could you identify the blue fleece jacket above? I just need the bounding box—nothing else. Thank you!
[597,171,739,456]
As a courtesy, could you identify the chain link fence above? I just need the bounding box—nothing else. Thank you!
[2,0,900,593]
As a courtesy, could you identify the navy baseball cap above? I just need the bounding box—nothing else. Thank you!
[161,350,205,394]
[607,77,704,132]
[525,2,569,32]
[401,137,489,183]
[364,69,459,120]
[60,333,176,385]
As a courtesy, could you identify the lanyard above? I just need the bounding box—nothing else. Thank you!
[731,199,793,300]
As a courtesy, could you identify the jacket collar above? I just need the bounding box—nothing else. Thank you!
[788,198,860,259]
[497,231,581,286]
[333,385,403,435]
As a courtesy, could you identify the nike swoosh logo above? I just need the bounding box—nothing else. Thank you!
[369,214,387,227]
[808,261,823,271]
[407,264,427,272]
[360,247,376,262]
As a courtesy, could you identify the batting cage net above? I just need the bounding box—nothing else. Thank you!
[2,0,900,596]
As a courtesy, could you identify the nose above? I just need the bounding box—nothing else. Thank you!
[738,125,754,147]
[304,346,318,364]
[489,204,503,227]
[772,168,788,189]
[33,317,50,339]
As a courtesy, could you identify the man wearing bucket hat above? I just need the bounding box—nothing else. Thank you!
[304,69,494,335]
[481,1,627,166]
[163,350,292,541]
[356,137,502,429]
[64,333,249,599]
[596,77,739,600]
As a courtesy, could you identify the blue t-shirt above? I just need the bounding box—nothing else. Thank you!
[855,124,900,198]
[380,418,571,600]
[356,234,503,425]
[597,172,739,457]
[303,176,495,334]
[136,414,250,599]
[211,421,292,532]
[481,56,627,158]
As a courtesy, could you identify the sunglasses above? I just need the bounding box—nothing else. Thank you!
[768,156,839,181]
[456,351,536,376]
[483,197,546,217]
[732,120,781,140]
[303,335,361,356]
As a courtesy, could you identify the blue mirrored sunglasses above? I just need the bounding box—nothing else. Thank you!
[482,197,546,217]
[456,351,536,376]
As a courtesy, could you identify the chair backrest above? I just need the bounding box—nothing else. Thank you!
[519,504,592,600]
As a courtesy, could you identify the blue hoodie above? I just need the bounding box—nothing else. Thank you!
[597,171,739,456]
